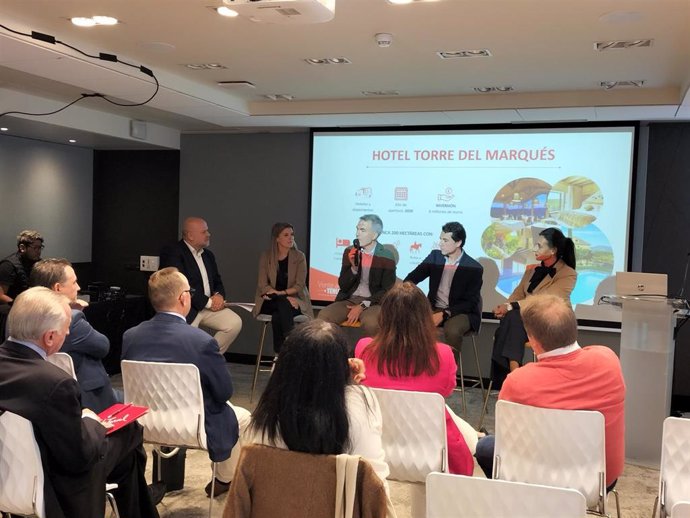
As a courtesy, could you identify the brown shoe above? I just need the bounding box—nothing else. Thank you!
[204,478,230,498]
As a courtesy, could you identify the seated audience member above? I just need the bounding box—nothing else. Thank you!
[0,287,159,518]
[122,267,251,498]
[159,217,242,353]
[355,282,477,475]
[30,258,119,413]
[245,319,390,485]
[318,214,396,337]
[491,227,577,388]
[475,294,625,489]
[252,222,313,355]
[404,221,483,350]
[0,229,44,304]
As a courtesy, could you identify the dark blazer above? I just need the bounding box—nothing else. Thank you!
[160,240,226,323]
[122,312,239,462]
[335,242,397,305]
[61,309,117,413]
[405,249,483,332]
[0,340,107,518]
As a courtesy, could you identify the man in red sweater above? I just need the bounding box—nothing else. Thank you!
[475,293,625,489]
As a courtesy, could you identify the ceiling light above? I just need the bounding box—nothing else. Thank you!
[92,16,118,25]
[305,58,328,65]
[495,86,514,92]
[387,0,414,4]
[474,87,493,93]
[206,63,225,69]
[216,6,239,17]
[600,80,644,89]
[68,139,77,143]
[0,128,8,131]
[594,39,652,51]
[71,17,96,27]
[71,16,119,27]
[217,81,256,88]
[183,63,228,70]
[474,86,514,93]
[327,57,352,64]
[437,49,492,59]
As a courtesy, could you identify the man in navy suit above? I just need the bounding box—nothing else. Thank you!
[29,258,119,413]
[405,222,483,349]
[159,217,242,353]
[0,287,158,518]
[122,267,250,497]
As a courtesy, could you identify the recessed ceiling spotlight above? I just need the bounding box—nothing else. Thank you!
[71,16,118,27]
[0,127,8,131]
[495,86,514,92]
[474,86,514,93]
[206,63,225,69]
[216,6,239,17]
[183,63,228,70]
[68,139,77,143]
[327,57,352,64]
[305,57,351,65]
[438,49,492,59]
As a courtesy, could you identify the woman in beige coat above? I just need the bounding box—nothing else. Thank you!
[253,222,313,354]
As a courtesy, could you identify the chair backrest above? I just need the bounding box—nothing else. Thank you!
[494,400,606,511]
[660,417,690,516]
[370,388,447,483]
[121,360,207,450]
[47,352,77,379]
[426,472,587,518]
[673,502,690,518]
[0,411,45,517]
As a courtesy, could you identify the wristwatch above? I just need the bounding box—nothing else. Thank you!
[359,302,368,310]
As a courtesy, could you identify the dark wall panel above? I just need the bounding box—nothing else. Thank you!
[645,123,690,402]
[92,150,180,295]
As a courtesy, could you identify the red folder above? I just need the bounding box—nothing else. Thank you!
[97,403,149,435]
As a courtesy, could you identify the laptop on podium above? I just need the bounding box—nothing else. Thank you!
[615,272,668,297]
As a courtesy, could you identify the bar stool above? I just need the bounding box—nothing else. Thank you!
[250,313,310,403]
[454,326,486,416]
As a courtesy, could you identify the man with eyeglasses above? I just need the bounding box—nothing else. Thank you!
[122,267,250,499]
[0,229,44,304]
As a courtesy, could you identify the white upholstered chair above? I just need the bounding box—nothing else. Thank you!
[371,388,447,518]
[426,472,587,518]
[250,313,310,403]
[493,400,619,517]
[672,502,690,518]
[121,360,216,517]
[0,410,119,518]
[654,417,690,518]
[47,352,77,379]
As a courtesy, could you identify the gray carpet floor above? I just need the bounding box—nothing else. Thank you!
[113,362,661,517]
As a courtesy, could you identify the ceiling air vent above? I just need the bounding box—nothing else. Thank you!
[600,80,645,89]
[594,39,653,51]
[437,49,492,59]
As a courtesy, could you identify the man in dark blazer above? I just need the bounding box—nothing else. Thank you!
[0,287,158,518]
[318,214,397,337]
[122,267,250,498]
[405,222,483,349]
[159,217,242,353]
[29,258,119,413]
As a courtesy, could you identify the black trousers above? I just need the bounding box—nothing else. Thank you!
[260,297,301,353]
[490,307,528,390]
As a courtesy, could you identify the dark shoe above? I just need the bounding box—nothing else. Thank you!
[148,481,167,505]
[205,478,231,498]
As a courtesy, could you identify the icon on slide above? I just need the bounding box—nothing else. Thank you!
[437,187,454,202]
[335,238,351,248]
[355,187,372,198]
[410,242,422,253]
[394,187,408,201]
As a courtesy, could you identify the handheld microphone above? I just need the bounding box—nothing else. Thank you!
[353,239,361,267]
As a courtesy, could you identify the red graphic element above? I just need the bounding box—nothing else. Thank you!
[335,238,351,248]
[309,268,340,301]
[410,242,422,252]
[394,187,408,201]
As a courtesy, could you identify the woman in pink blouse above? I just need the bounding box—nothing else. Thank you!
[355,282,474,475]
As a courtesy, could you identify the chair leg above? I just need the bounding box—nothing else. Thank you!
[250,322,269,403]
[106,488,121,518]
[652,495,659,518]
[478,380,493,431]
[209,462,217,518]
[458,349,467,416]
[611,488,621,518]
[471,335,486,398]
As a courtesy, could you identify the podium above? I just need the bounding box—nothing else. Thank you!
[602,294,687,465]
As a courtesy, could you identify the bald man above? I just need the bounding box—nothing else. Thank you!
[159,217,242,353]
